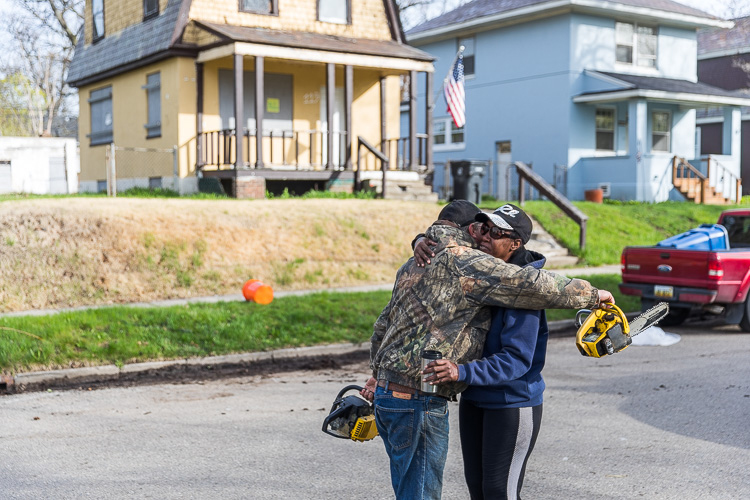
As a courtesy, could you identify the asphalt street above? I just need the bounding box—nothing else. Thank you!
[1,322,749,500]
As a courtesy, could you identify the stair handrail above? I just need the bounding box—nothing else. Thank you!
[672,156,706,204]
[513,161,589,250]
[356,136,389,198]
[705,155,742,203]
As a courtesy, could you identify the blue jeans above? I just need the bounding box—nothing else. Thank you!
[374,384,450,500]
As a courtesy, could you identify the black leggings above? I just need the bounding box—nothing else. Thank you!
[459,399,543,500]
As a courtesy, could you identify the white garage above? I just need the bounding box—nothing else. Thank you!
[0,137,79,195]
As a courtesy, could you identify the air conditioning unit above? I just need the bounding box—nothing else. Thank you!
[598,182,611,198]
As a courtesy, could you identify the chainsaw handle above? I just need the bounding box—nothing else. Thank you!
[575,309,592,328]
[335,385,364,400]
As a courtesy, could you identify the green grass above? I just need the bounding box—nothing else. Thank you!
[479,199,746,266]
[0,274,629,372]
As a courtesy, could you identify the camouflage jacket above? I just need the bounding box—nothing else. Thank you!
[370,224,599,398]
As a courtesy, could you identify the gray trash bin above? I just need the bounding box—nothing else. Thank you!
[451,161,486,204]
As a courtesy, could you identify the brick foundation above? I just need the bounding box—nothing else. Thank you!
[235,177,266,199]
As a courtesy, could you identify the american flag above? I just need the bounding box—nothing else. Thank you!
[444,54,465,128]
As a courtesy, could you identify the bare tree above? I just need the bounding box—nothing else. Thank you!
[0,0,83,136]
[396,0,472,31]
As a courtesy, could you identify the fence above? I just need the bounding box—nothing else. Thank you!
[104,143,178,196]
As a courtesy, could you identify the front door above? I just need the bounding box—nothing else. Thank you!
[495,141,512,200]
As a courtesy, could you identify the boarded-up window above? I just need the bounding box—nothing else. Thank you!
[143,72,161,138]
[88,86,113,146]
[218,70,293,132]
[240,0,277,14]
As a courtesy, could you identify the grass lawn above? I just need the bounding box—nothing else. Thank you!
[480,199,742,266]
[0,274,634,373]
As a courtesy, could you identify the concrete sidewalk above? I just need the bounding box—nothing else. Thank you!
[0,264,620,319]
[1,264,621,392]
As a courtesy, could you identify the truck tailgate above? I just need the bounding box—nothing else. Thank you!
[621,247,748,304]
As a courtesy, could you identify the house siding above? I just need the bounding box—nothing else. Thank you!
[408,8,710,200]
[189,0,392,40]
[78,57,186,186]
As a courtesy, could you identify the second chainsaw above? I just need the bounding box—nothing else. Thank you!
[575,302,669,358]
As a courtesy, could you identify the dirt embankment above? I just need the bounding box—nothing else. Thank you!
[0,198,439,313]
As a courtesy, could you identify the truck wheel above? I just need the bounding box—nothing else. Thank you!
[660,307,690,327]
[739,296,750,332]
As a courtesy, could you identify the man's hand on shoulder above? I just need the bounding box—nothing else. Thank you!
[414,237,437,267]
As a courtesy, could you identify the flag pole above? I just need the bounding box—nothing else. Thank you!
[430,45,465,111]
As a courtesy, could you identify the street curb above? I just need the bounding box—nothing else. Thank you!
[3,320,585,393]
[4,342,370,394]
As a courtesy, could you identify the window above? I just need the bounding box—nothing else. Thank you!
[88,86,113,146]
[143,72,161,138]
[240,0,278,15]
[434,117,464,150]
[459,36,475,77]
[144,0,159,20]
[318,0,349,24]
[596,108,615,151]
[616,22,656,68]
[92,0,105,41]
[652,111,671,152]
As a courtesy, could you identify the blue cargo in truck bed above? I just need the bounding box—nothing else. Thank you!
[656,224,730,251]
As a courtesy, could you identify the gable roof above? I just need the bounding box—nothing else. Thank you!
[407,0,729,42]
[68,0,187,87]
[69,0,417,88]
[575,70,750,106]
[699,16,750,59]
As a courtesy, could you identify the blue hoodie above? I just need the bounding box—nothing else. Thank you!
[458,248,548,409]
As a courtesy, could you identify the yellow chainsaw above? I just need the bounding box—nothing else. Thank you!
[575,302,669,358]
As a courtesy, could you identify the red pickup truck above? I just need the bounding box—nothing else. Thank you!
[619,208,750,330]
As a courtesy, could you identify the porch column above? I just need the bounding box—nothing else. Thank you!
[255,56,265,168]
[233,54,244,169]
[409,70,418,170]
[380,76,387,154]
[425,71,433,172]
[326,63,335,169]
[628,99,647,201]
[344,65,353,170]
[196,62,203,169]
[722,106,741,157]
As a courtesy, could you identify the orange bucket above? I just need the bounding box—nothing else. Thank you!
[242,280,274,305]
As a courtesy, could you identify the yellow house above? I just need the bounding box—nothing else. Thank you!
[68,0,436,198]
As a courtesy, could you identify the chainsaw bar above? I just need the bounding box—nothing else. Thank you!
[628,302,670,337]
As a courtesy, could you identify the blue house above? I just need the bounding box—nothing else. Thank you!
[403,0,750,203]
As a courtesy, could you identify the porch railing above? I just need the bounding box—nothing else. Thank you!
[198,129,349,170]
[514,161,588,250]
[382,134,428,171]
[198,129,428,173]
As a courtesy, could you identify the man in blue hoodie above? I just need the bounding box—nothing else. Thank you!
[423,204,553,499]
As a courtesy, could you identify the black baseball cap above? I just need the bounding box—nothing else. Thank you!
[475,204,533,244]
[437,200,481,227]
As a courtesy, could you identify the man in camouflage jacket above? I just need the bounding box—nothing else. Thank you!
[366,216,612,500]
